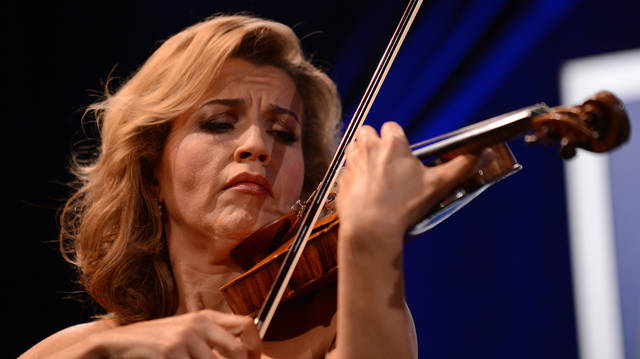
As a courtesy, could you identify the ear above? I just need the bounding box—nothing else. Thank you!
[143,156,164,203]
[150,176,164,203]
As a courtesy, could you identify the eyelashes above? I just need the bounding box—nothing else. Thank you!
[200,120,234,133]
[199,114,300,145]
[199,113,237,133]
[268,129,299,144]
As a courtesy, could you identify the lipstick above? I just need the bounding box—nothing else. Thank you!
[224,172,273,196]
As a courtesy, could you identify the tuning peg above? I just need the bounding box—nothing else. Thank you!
[558,136,577,159]
[524,126,552,145]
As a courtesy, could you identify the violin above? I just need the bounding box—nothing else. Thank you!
[220,90,631,319]
[219,0,631,339]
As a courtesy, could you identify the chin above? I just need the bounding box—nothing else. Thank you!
[202,193,289,240]
[209,207,275,240]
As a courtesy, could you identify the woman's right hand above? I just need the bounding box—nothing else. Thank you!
[93,310,262,359]
[21,310,262,359]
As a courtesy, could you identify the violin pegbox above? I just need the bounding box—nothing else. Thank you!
[525,107,597,159]
[524,91,631,159]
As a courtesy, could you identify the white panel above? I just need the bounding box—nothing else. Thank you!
[560,48,640,359]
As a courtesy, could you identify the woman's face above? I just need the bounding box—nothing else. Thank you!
[155,58,305,257]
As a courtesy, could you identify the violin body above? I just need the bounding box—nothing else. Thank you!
[221,212,339,316]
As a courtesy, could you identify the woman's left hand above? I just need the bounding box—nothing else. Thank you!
[336,121,483,241]
[330,122,486,359]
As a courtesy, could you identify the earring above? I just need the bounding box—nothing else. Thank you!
[157,200,164,216]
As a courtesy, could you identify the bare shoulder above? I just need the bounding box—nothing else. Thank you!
[19,319,118,359]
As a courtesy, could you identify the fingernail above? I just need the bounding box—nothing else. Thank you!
[478,147,497,167]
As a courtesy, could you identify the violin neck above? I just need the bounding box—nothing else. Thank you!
[410,103,550,160]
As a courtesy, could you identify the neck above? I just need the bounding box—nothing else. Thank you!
[165,221,244,314]
[171,258,242,314]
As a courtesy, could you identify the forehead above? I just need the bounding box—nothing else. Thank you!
[202,58,300,106]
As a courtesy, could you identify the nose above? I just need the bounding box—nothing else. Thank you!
[234,125,271,165]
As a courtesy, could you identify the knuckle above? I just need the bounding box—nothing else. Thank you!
[358,134,373,147]
[164,337,184,356]
[182,314,212,337]
[360,124,376,133]
[384,134,409,154]
[382,121,406,138]
[187,311,207,325]
[238,315,254,328]
[178,324,198,341]
[381,121,398,134]
[199,308,217,316]
[196,308,218,322]
[227,341,249,358]
[357,126,378,143]
[425,171,444,189]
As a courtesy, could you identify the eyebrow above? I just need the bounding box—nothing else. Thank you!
[199,98,245,109]
[199,98,300,123]
[269,104,300,124]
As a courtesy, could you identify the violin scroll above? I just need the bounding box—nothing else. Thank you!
[525,91,631,158]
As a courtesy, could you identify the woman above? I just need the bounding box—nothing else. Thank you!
[21,14,484,358]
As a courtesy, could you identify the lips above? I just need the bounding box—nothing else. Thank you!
[224,172,273,196]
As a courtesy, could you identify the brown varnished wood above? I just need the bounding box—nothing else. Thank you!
[230,210,300,270]
[221,213,339,316]
[526,91,630,158]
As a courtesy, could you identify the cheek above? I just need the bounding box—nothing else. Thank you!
[162,135,226,208]
[174,143,213,187]
[279,151,305,203]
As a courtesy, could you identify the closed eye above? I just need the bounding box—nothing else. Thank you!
[200,113,237,133]
[268,116,299,144]
[268,129,299,144]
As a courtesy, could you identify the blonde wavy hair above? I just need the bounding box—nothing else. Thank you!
[60,14,342,324]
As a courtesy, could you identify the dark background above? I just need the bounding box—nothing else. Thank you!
[8,0,640,358]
